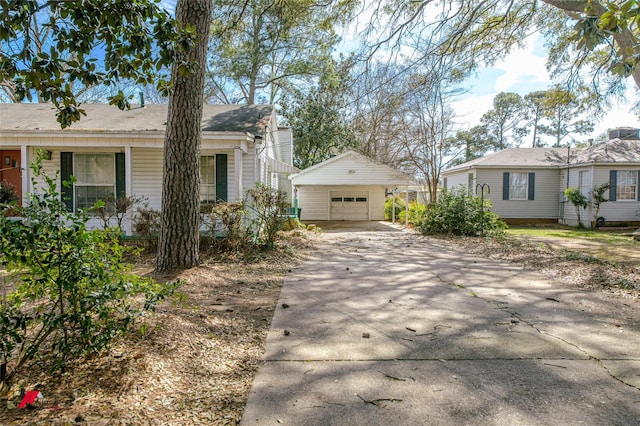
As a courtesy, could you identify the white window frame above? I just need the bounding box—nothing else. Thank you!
[616,170,637,201]
[73,153,115,211]
[509,172,528,200]
[579,170,591,197]
[200,155,216,203]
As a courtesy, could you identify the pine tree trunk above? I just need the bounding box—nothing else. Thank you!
[156,0,212,273]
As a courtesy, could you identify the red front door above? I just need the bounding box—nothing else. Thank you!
[0,150,22,205]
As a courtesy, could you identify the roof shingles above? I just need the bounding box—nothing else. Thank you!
[0,103,274,135]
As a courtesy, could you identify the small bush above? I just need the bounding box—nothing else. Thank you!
[398,201,427,225]
[564,187,588,227]
[0,180,18,207]
[384,195,406,221]
[133,207,162,239]
[245,183,289,248]
[414,188,506,236]
[88,194,146,234]
[209,201,253,252]
[0,157,176,383]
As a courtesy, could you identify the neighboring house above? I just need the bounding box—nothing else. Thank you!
[289,150,415,221]
[0,103,298,233]
[442,128,640,227]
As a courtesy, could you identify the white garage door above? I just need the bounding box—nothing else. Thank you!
[330,191,369,220]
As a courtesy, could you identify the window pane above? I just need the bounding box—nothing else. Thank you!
[200,156,216,185]
[509,172,527,200]
[579,171,590,196]
[200,184,216,203]
[76,186,114,210]
[617,171,637,200]
[75,154,113,184]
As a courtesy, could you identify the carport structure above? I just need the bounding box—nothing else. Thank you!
[289,151,415,221]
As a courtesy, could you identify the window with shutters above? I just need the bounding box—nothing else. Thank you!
[616,170,637,201]
[74,153,115,210]
[509,172,528,200]
[200,155,216,203]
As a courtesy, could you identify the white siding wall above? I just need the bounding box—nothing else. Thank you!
[562,166,593,226]
[596,166,640,223]
[242,149,257,197]
[131,147,163,210]
[477,168,560,219]
[445,169,473,192]
[277,128,293,165]
[292,154,412,187]
[297,185,387,221]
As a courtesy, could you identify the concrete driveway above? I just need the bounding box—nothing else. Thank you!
[241,222,640,425]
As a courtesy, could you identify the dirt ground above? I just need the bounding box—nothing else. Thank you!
[1,224,638,425]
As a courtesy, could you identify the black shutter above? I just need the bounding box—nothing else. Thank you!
[60,152,74,211]
[637,171,640,201]
[115,152,125,199]
[215,154,228,202]
[502,172,510,200]
[609,170,617,202]
[528,172,535,200]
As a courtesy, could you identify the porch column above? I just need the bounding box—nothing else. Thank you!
[124,146,133,235]
[234,148,243,201]
[20,145,28,203]
[405,185,409,227]
[125,146,133,196]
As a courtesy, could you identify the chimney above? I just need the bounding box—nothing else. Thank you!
[139,91,145,108]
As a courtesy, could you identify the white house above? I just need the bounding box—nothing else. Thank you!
[442,128,640,227]
[289,150,415,221]
[0,103,298,232]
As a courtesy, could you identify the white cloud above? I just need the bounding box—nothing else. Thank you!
[491,33,550,92]
[452,94,495,130]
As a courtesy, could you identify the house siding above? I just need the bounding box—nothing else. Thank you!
[595,166,640,223]
[477,168,560,219]
[292,155,411,186]
[131,148,164,210]
[443,169,470,191]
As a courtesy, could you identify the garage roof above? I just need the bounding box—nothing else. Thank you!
[289,150,415,186]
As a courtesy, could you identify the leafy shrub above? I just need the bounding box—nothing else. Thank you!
[245,183,289,247]
[384,195,406,221]
[0,180,18,206]
[133,206,162,239]
[591,182,610,227]
[88,194,146,234]
[209,201,253,252]
[398,200,427,225]
[414,188,506,236]
[0,158,176,382]
[564,187,588,227]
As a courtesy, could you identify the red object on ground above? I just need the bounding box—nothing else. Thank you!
[18,390,42,409]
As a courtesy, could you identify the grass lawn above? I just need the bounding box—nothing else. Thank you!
[506,226,639,265]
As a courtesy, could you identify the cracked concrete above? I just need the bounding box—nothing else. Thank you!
[241,221,640,425]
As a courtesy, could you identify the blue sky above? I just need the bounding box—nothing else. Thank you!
[452,33,640,143]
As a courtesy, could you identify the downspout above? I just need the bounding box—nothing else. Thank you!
[405,186,409,227]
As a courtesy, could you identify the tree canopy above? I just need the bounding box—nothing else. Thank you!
[206,0,357,105]
[0,0,191,127]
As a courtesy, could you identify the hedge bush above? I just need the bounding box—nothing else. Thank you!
[414,188,506,236]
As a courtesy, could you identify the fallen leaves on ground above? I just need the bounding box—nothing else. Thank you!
[0,229,319,426]
[1,227,637,425]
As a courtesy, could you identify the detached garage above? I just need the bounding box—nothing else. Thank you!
[289,151,415,221]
